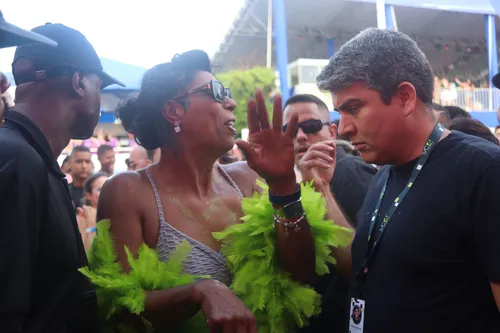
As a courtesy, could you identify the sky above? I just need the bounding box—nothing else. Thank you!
[0,0,245,72]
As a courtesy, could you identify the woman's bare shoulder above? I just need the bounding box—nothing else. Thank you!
[98,170,149,218]
[220,162,261,197]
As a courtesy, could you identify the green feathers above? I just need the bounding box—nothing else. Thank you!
[213,181,352,333]
[79,221,208,332]
[80,181,352,333]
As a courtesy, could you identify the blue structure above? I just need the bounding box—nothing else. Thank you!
[327,38,335,58]
[273,0,290,105]
[269,0,500,126]
[385,4,397,31]
[486,14,498,92]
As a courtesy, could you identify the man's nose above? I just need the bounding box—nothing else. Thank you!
[338,116,353,138]
[295,127,308,142]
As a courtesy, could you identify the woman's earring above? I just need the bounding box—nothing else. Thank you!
[174,121,181,133]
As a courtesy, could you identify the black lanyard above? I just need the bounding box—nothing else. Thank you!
[356,123,445,293]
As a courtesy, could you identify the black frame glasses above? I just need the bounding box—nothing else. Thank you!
[282,119,330,136]
[172,80,232,103]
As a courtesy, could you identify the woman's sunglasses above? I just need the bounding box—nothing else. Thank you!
[172,80,232,103]
[282,119,330,136]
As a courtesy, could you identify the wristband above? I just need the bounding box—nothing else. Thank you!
[268,184,301,206]
[274,199,305,220]
[85,227,97,233]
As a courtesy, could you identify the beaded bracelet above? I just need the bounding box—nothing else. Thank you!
[273,213,306,236]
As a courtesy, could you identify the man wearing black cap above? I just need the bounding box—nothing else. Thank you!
[0,23,124,333]
[0,10,57,123]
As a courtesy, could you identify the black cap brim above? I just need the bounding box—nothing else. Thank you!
[0,20,57,48]
[100,71,125,88]
[493,73,500,90]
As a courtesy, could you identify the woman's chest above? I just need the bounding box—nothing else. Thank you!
[143,192,243,251]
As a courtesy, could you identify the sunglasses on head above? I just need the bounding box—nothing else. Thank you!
[282,119,330,136]
[172,79,232,103]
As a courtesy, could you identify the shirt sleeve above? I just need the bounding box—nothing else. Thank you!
[471,160,500,282]
[331,160,377,227]
[0,158,45,332]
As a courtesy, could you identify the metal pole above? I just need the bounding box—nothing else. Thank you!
[274,0,290,103]
[486,14,498,110]
[266,0,273,68]
[376,0,387,30]
[385,5,398,31]
[327,38,335,58]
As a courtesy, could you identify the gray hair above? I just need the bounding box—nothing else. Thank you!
[317,28,434,106]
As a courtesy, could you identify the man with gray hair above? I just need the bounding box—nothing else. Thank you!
[316,28,500,332]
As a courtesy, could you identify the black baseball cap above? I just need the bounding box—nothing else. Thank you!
[0,11,57,48]
[12,23,125,88]
[493,73,500,89]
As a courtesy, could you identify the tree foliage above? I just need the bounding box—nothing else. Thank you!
[217,67,276,137]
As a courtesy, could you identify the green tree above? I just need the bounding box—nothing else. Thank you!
[217,67,276,137]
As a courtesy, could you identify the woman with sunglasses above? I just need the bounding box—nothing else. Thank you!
[86,50,324,332]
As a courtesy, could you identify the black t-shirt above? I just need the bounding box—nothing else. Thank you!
[0,112,99,333]
[302,148,377,333]
[69,183,85,209]
[351,131,500,333]
[331,148,378,228]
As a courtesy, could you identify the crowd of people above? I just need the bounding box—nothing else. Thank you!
[1,10,500,333]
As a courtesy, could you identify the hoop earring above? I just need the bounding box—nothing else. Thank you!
[174,121,181,133]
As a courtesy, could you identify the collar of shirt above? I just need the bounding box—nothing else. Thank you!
[3,111,66,179]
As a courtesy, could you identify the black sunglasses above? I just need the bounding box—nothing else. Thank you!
[172,80,232,103]
[282,119,330,136]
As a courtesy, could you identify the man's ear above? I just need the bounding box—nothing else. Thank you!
[328,122,337,140]
[395,82,417,117]
[71,71,85,98]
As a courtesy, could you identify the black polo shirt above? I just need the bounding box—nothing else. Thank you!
[351,132,500,333]
[0,112,99,333]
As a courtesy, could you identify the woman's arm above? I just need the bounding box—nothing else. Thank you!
[96,174,202,326]
[224,162,315,284]
[96,172,256,331]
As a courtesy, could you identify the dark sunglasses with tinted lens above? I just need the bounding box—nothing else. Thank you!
[172,80,232,103]
[282,119,330,136]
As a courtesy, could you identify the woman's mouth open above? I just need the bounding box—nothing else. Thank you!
[225,119,237,134]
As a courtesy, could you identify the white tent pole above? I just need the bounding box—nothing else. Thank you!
[266,0,273,68]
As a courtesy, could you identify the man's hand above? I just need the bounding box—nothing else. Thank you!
[193,279,258,333]
[298,140,336,190]
[76,205,97,234]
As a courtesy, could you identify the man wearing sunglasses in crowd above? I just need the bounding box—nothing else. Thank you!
[0,10,57,123]
[0,22,124,333]
[283,94,377,333]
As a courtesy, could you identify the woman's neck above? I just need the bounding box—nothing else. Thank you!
[156,146,220,197]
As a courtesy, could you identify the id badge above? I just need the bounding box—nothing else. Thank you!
[349,297,365,333]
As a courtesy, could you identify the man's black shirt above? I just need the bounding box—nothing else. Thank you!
[69,183,84,209]
[351,131,500,333]
[302,148,377,333]
[0,112,99,333]
[331,148,377,228]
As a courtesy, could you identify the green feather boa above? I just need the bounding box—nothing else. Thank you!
[79,181,352,333]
